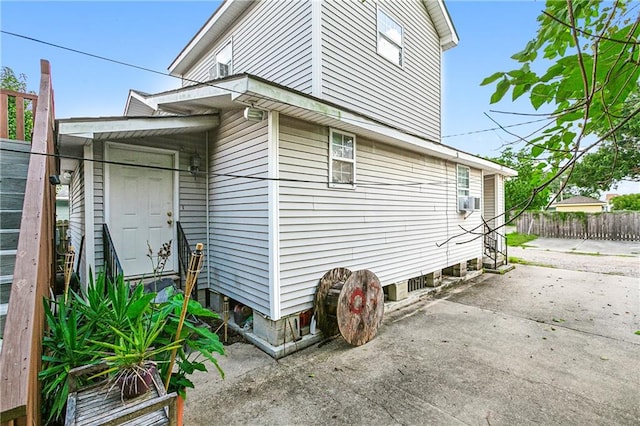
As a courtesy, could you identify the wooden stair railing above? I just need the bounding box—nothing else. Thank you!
[0,60,55,425]
[0,89,38,142]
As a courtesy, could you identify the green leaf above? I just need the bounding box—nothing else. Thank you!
[490,78,510,104]
[480,71,504,86]
[531,145,545,158]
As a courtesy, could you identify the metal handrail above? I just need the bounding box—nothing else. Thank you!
[176,221,197,297]
[484,225,508,270]
[102,223,123,283]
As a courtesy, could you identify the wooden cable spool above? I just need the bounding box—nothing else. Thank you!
[314,268,384,346]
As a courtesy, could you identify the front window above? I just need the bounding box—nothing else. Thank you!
[209,40,233,79]
[457,165,470,197]
[329,129,356,187]
[377,8,403,66]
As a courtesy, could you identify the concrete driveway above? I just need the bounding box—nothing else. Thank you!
[185,256,639,424]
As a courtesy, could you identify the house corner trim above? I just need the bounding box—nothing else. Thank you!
[311,0,323,97]
[84,143,95,287]
[268,110,281,320]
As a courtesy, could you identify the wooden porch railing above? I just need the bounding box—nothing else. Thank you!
[0,88,38,142]
[0,60,56,425]
[103,224,124,284]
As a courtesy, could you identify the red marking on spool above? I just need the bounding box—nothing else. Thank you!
[350,288,365,314]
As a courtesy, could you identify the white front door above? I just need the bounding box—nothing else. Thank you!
[108,145,175,277]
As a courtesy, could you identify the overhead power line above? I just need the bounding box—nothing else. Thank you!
[2,29,550,142]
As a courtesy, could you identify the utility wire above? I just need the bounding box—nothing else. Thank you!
[0,146,456,188]
[2,29,549,141]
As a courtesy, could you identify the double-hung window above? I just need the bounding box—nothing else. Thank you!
[377,8,403,66]
[329,129,356,187]
[457,165,470,197]
[209,39,233,80]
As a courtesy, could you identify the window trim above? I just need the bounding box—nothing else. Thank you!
[329,128,357,189]
[209,38,233,80]
[376,6,404,67]
[457,165,470,198]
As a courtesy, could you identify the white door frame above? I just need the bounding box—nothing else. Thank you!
[104,141,180,276]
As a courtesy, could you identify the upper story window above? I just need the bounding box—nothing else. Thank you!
[329,129,356,187]
[377,8,403,66]
[209,39,233,80]
[457,165,470,197]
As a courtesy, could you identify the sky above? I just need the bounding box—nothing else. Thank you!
[1,0,638,195]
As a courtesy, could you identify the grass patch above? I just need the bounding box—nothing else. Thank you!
[508,256,554,268]
[506,232,538,247]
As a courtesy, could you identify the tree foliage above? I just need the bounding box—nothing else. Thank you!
[610,193,640,211]
[0,66,35,141]
[489,147,552,217]
[482,0,640,217]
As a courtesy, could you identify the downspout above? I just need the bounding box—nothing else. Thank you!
[205,130,211,306]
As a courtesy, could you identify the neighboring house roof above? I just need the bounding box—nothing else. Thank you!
[168,0,459,76]
[114,73,515,177]
[552,196,606,206]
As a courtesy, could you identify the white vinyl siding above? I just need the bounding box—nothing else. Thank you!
[208,110,271,315]
[183,1,313,93]
[321,0,441,140]
[69,161,86,283]
[483,174,496,228]
[278,115,482,316]
[89,135,208,287]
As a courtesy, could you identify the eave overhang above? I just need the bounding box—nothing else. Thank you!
[128,75,515,177]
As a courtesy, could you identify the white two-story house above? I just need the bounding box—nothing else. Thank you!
[57,0,515,356]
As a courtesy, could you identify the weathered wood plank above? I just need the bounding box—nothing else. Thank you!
[516,212,639,241]
[0,60,54,425]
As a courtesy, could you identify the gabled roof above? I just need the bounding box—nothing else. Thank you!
[169,0,459,75]
[122,74,515,177]
[553,196,606,206]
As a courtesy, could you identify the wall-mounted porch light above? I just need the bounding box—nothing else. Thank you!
[190,152,201,175]
[244,107,266,122]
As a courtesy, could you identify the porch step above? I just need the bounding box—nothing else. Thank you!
[484,263,516,275]
[483,254,506,270]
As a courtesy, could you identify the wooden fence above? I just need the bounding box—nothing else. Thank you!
[0,60,55,425]
[516,211,640,241]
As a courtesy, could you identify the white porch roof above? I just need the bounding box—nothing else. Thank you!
[128,75,516,177]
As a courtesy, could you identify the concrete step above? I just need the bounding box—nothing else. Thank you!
[0,229,20,251]
[0,210,22,230]
[0,192,26,210]
[484,263,516,275]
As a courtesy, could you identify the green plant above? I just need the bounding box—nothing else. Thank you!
[155,289,225,399]
[91,309,182,399]
[39,299,98,424]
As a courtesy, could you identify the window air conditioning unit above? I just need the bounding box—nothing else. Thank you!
[458,196,481,212]
[209,62,231,80]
